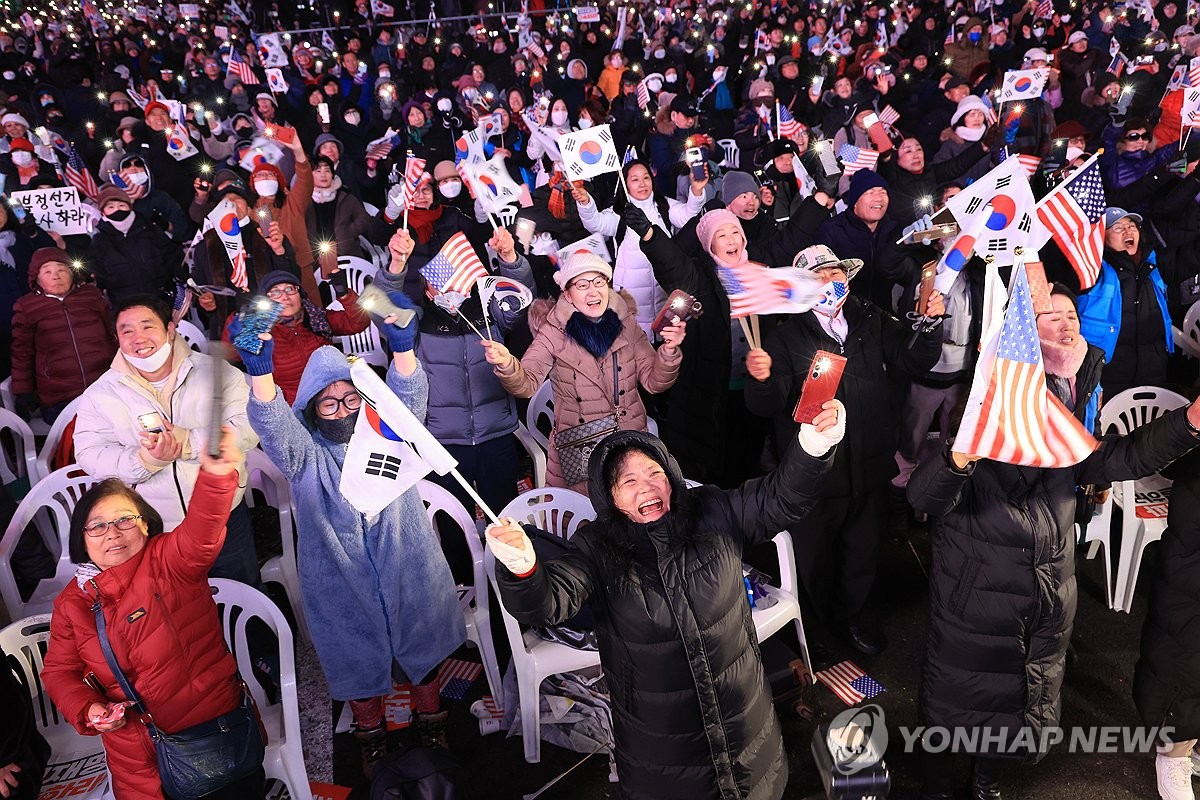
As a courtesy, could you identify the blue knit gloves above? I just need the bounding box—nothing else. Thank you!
[228,315,275,376]
[374,290,419,353]
[1004,116,1020,144]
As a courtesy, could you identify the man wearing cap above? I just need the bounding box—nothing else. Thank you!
[649,94,700,197]
[945,16,990,79]
[815,169,920,310]
[1059,30,1102,118]
[745,244,943,657]
[733,79,775,170]
[916,74,972,156]
[1076,207,1174,398]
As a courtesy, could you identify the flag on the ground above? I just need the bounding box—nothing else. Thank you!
[342,358,459,516]
[838,144,879,176]
[878,105,900,128]
[56,141,99,202]
[559,124,621,180]
[227,49,260,85]
[437,658,483,701]
[365,128,401,161]
[953,260,1098,467]
[999,68,1048,102]
[401,154,428,208]
[716,263,827,318]
[636,78,652,109]
[945,156,1036,265]
[778,103,804,142]
[1034,156,1106,289]
[420,231,490,296]
[204,199,248,290]
[816,660,887,706]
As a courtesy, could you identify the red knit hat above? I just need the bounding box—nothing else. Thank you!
[8,137,34,153]
[250,162,287,190]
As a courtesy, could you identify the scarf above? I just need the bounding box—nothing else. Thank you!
[312,177,342,204]
[0,231,15,268]
[75,561,102,590]
[547,169,568,220]
[303,298,333,337]
[1041,335,1088,379]
[565,308,622,358]
[406,205,444,244]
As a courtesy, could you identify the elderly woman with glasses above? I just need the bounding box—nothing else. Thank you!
[42,430,266,800]
[221,270,369,404]
[233,298,465,773]
[481,253,686,492]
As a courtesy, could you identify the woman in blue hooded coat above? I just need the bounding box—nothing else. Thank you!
[232,297,465,776]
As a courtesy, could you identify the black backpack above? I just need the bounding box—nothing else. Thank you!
[370,745,469,800]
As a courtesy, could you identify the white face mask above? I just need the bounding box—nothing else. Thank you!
[436,97,452,112]
[653,48,666,59]
[665,73,678,84]
[578,116,593,129]
[956,124,985,141]
[10,151,32,167]
[1033,26,1045,37]
[1066,145,1085,162]
[1,71,14,80]
[647,77,663,92]
[766,54,776,65]
[124,339,172,372]
[128,170,150,185]
[255,179,279,196]
[440,179,462,198]
[551,109,569,126]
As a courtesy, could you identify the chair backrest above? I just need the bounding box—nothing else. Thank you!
[1181,301,1200,358]
[0,407,36,485]
[244,446,296,556]
[0,376,14,415]
[526,380,555,451]
[359,235,390,272]
[1098,386,1190,437]
[175,319,209,354]
[33,395,85,483]
[494,204,519,228]
[717,138,740,169]
[416,480,486,614]
[207,579,300,745]
[327,256,388,367]
[500,488,595,540]
[0,614,63,731]
[363,201,380,217]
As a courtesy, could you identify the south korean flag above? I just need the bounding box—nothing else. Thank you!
[558,124,621,181]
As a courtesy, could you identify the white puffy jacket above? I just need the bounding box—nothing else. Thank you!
[74,337,259,529]
[577,190,705,337]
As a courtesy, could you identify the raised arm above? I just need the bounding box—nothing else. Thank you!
[488,520,595,626]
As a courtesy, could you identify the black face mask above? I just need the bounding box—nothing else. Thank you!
[105,208,132,222]
[315,411,358,443]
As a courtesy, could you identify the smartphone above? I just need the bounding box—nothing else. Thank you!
[197,179,211,192]
[256,205,273,228]
[272,125,296,145]
[862,112,894,152]
[232,297,283,355]
[916,261,937,314]
[358,283,417,328]
[811,75,825,95]
[792,351,847,425]
[651,290,703,334]
[138,411,165,434]
[685,146,707,181]
[317,102,331,125]
[514,217,536,251]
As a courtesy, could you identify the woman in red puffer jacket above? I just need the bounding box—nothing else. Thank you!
[10,247,116,423]
[42,431,265,800]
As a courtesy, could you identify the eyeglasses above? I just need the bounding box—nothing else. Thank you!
[83,515,143,538]
[1109,221,1139,234]
[126,157,146,168]
[570,276,609,292]
[1123,132,1148,141]
[266,284,299,299]
[316,391,362,417]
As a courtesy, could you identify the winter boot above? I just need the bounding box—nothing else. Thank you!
[353,723,388,780]
[415,710,450,750]
[971,757,1004,800]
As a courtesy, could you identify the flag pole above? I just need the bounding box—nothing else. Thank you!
[737,316,757,349]
[450,467,502,524]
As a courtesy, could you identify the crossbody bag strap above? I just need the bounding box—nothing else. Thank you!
[88,579,156,731]
[611,352,620,411]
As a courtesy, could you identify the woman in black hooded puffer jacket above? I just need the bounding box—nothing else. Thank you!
[490,405,845,799]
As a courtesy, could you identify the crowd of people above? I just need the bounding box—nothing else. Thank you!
[2,0,1200,797]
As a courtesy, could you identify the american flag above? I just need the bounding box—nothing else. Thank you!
[366,129,401,160]
[1035,0,1053,18]
[622,144,637,166]
[436,658,483,702]
[1035,158,1106,289]
[636,78,652,109]
[420,231,490,296]
[56,141,99,202]
[227,49,261,85]
[1191,57,1200,88]
[955,261,1098,467]
[815,661,886,706]
[778,104,804,142]
[944,25,956,45]
[838,144,879,177]
[109,168,147,200]
[1106,50,1127,76]
[877,105,900,128]
[716,262,826,318]
[401,154,428,208]
[998,147,1042,178]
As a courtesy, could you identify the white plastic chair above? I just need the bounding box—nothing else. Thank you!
[415,480,503,705]
[314,255,388,367]
[717,138,740,169]
[32,395,84,483]
[246,449,309,643]
[0,468,95,619]
[0,407,37,486]
[1089,386,1189,612]
[1,614,112,798]
[1171,301,1200,359]
[358,234,390,272]
[515,423,547,489]
[363,201,380,217]
[489,489,598,763]
[494,204,519,228]
[207,579,312,800]
[175,319,209,354]
[525,380,555,451]
[1,375,51,437]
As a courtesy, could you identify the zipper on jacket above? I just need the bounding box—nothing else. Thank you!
[169,383,189,519]
[61,293,90,389]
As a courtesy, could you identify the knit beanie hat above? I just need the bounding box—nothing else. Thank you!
[554,252,613,289]
[96,183,132,210]
[720,170,760,205]
[842,169,889,209]
[29,247,71,282]
[695,208,743,260]
[260,270,301,294]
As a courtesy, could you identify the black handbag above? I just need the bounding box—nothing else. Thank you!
[554,353,620,486]
[88,581,265,800]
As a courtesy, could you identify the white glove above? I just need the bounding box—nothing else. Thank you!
[485,518,537,577]
[797,399,846,457]
[384,183,405,220]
